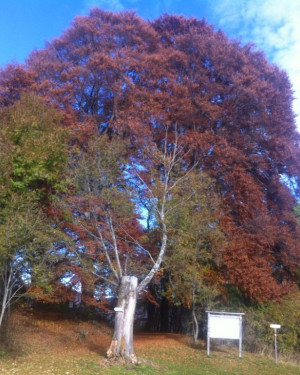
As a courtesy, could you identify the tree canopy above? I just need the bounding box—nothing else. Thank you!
[0,8,300,306]
[0,94,69,330]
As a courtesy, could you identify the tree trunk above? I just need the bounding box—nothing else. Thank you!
[191,286,199,345]
[192,306,199,345]
[107,276,138,363]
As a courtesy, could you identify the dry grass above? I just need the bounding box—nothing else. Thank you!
[11,309,111,356]
[0,309,299,375]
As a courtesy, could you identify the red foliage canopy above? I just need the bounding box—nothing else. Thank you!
[1,9,300,302]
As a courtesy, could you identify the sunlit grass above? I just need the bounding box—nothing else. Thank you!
[0,311,299,375]
[1,343,299,375]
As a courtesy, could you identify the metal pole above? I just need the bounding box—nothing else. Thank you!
[274,328,278,364]
[207,312,210,356]
[270,324,280,364]
[239,315,242,358]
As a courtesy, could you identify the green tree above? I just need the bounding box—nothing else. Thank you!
[0,195,62,329]
[65,129,206,362]
[0,93,68,201]
[0,94,68,332]
[164,172,224,343]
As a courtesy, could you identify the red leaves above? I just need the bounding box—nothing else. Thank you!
[0,9,299,305]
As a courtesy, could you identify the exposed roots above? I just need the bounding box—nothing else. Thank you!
[104,354,144,366]
[106,339,118,359]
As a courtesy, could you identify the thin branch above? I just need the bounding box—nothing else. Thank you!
[93,220,120,282]
[92,271,118,287]
[167,161,199,193]
[117,225,155,265]
[130,163,157,204]
[82,166,120,283]
[107,213,123,278]
[75,215,120,283]
[165,191,196,215]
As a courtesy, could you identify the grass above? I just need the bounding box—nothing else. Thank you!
[0,310,299,375]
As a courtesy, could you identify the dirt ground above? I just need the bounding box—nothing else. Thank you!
[8,308,187,358]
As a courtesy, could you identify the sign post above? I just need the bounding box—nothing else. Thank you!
[270,324,281,364]
[206,311,245,357]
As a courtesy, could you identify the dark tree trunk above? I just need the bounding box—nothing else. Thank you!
[160,296,170,332]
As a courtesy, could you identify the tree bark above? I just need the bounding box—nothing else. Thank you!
[192,287,199,345]
[107,276,138,363]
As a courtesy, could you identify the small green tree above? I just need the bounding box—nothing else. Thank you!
[0,195,62,328]
[164,172,224,344]
[0,94,68,332]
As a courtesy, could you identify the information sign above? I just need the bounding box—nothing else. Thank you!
[206,311,244,357]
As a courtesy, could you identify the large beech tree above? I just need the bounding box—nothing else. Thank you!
[0,7,300,358]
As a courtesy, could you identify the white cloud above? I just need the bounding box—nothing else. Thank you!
[212,0,300,129]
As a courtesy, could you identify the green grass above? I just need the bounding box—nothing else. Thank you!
[0,344,299,375]
[1,310,298,375]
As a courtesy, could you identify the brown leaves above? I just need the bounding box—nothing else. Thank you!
[0,9,299,304]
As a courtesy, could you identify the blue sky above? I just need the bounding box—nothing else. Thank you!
[1,0,299,128]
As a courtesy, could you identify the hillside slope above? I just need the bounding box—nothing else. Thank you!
[0,309,299,375]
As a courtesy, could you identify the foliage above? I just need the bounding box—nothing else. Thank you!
[0,8,299,363]
[293,204,300,224]
[161,171,225,340]
[0,195,64,287]
[60,132,142,305]
[164,171,224,307]
[0,93,68,202]
[0,93,69,327]
[244,291,300,355]
[0,7,299,318]
[4,8,297,302]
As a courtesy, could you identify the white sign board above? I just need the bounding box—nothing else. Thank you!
[206,311,244,357]
[208,314,240,339]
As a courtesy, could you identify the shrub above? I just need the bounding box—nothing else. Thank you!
[244,291,300,357]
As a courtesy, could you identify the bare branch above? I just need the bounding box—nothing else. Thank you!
[107,213,123,278]
[75,215,120,283]
[117,225,155,265]
[92,271,118,287]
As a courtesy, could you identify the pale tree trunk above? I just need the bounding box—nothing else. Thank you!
[192,286,199,345]
[107,276,138,363]
[105,130,195,362]
[0,263,13,329]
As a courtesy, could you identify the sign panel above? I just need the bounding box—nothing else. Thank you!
[208,314,240,339]
[206,311,244,357]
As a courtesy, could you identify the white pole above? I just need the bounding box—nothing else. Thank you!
[274,328,278,364]
[239,315,242,358]
[207,312,210,356]
[270,324,280,364]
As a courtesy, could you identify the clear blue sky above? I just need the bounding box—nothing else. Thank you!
[0,0,215,66]
[1,0,299,127]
